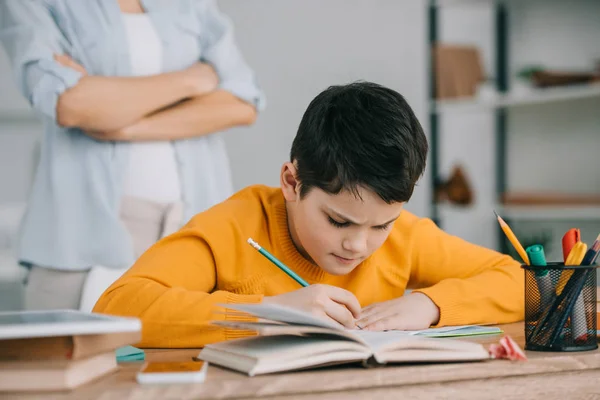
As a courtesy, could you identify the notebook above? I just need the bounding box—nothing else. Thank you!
[116,345,145,362]
[197,303,493,376]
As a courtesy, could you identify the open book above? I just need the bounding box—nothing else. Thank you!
[198,303,496,376]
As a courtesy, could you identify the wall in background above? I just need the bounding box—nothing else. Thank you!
[218,0,430,216]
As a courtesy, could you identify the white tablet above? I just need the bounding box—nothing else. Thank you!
[0,309,141,340]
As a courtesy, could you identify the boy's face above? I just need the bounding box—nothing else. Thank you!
[281,163,405,276]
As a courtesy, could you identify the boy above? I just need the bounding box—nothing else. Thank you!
[94,82,524,348]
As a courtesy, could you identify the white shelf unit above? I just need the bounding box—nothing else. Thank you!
[434,0,530,6]
[428,0,600,254]
[433,83,600,114]
[434,0,497,6]
[439,203,600,221]
[499,204,600,221]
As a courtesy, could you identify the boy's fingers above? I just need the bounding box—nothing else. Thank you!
[361,305,374,313]
[325,287,361,318]
[363,313,412,331]
[362,300,382,311]
[363,318,396,332]
[357,307,400,328]
[358,304,382,320]
[356,313,382,329]
[324,301,356,329]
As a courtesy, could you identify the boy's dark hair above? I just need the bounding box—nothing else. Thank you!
[290,81,428,203]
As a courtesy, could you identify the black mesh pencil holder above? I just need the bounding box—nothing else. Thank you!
[523,263,598,352]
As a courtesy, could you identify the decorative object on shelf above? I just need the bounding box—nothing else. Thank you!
[518,66,600,88]
[433,44,485,99]
[435,165,474,206]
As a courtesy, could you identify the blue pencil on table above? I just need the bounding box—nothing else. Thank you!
[247,238,309,287]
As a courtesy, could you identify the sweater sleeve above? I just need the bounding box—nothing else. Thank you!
[408,218,524,326]
[92,227,262,348]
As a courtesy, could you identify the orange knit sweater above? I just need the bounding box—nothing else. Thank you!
[93,185,524,348]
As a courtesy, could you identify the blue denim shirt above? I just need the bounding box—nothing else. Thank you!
[0,0,265,270]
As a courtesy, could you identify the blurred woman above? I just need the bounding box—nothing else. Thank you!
[0,0,265,309]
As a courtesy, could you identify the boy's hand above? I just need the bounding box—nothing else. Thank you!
[262,284,361,329]
[356,292,440,331]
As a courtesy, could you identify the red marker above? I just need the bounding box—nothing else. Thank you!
[562,228,581,262]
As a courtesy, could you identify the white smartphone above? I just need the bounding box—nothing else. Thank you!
[136,361,208,384]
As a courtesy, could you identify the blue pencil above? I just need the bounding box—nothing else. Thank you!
[247,238,309,287]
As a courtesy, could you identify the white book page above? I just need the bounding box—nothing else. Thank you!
[205,335,368,360]
[221,304,500,347]
[221,303,342,329]
[353,330,488,359]
[351,330,422,352]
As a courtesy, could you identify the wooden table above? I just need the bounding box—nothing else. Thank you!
[5,323,600,400]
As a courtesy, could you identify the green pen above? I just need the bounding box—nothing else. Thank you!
[526,244,552,308]
[247,238,309,287]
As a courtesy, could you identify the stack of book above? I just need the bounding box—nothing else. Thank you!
[0,310,141,392]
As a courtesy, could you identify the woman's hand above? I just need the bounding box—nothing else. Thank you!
[53,55,218,98]
[181,62,219,96]
[85,127,131,141]
[54,54,87,76]
[54,57,224,141]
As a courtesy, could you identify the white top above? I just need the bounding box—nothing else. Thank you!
[121,13,182,203]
